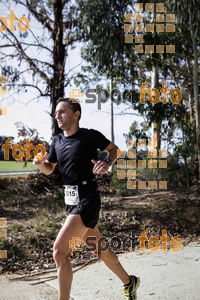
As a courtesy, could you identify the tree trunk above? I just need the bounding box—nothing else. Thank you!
[192,35,200,180]
[51,0,66,137]
[151,1,161,152]
[187,58,194,120]
[151,64,161,150]
[110,77,114,172]
[189,93,193,120]
[181,119,190,189]
[111,77,114,144]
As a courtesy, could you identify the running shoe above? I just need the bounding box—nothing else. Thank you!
[121,275,140,300]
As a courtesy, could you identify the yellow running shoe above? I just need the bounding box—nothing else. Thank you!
[121,275,140,300]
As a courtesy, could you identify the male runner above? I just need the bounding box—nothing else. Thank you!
[33,98,139,300]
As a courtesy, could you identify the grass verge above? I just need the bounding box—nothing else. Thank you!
[0,161,38,172]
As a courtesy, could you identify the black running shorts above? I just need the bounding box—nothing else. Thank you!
[65,181,101,229]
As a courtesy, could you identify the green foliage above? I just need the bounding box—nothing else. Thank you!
[0,238,25,258]
[122,217,135,226]
[110,167,120,187]
[10,223,25,234]
[25,235,40,245]
[37,189,65,214]
[14,122,49,166]
[75,0,136,87]
[123,120,149,142]
[169,0,200,38]
[110,167,137,196]
[0,238,7,250]
[33,217,61,236]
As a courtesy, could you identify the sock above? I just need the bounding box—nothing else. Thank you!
[124,276,132,287]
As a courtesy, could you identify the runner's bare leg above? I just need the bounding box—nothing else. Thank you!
[82,225,130,285]
[53,214,89,300]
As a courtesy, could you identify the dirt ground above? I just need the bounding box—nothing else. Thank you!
[0,173,200,276]
[0,273,59,300]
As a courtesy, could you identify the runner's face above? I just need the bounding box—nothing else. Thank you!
[55,102,77,129]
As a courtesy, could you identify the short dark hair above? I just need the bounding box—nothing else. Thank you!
[56,97,81,120]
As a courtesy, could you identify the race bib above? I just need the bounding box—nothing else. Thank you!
[64,185,80,205]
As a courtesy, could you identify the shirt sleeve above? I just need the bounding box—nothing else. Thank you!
[92,129,111,151]
[47,138,57,163]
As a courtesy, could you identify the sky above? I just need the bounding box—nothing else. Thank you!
[0,44,144,150]
[0,81,144,150]
[0,2,146,150]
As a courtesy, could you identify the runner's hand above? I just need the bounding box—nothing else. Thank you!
[33,152,48,166]
[91,159,110,175]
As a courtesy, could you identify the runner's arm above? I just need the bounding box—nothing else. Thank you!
[103,142,120,165]
[92,142,120,175]
[33,152,57,175]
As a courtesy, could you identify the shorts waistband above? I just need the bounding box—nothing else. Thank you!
[80,178,96,185]
[63,178,96,187]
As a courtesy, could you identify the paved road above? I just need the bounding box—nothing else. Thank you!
[46,242,200,300]
[0,274,58,300]
[0,171,40,176]
[1,242,199,299]
[0,274,74,300]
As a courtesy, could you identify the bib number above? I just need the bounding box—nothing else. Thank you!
[64,185,80,205]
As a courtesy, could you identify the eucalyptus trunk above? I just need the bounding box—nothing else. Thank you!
[51,0,66,137]
[151,64,161,150]
[110,77,114,172]
[111,77,115,144]
[192,34,200,180]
